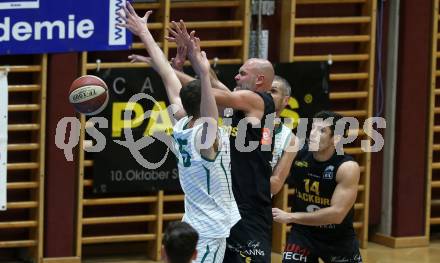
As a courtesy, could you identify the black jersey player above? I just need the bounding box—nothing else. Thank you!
[272,111,362,263]
[164,21,277,262]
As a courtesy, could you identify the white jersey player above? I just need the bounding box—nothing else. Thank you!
[269,76,299,196]
[173,116,240,262]
[118,7,240,262]
[271,123,293,169]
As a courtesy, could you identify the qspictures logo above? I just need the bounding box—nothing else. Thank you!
[54,77,387,170]
[54,93,387,169]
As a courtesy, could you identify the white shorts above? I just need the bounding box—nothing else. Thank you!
[194,237,227,263]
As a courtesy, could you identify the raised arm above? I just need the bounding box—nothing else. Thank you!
[174,69,231,93]
[167,23,228,93]
[270,135,298,195]
[273,161,360,226]
[181,31,219,159]
[211,89,265,120]
[117,3,185,119]
[184,36,218,122]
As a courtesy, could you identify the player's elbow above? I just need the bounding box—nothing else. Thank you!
[174,110,187,121]
[331,208,348,224]
[332,215,344,225]
[271,185,281,196]
[270,177,282,195]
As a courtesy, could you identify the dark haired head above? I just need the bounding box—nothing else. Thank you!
[162,222,198,263]
[180,80,201,118]
[313,111,347,136]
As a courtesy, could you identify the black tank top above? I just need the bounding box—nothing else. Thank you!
[289,144,356,239]
[229,92,275,215]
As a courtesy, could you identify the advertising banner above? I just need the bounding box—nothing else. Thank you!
[0,0,131,54]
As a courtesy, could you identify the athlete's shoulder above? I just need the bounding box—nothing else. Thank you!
[254,90,274,101]
[338,160,359,171]
[334,153,355,166]
[255,91,275,112]
[336,160,360,183]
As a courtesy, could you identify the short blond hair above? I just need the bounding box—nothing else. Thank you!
[273,75,292,97]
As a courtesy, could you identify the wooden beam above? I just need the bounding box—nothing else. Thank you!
[295,16,371,25]
[294,35,370,44]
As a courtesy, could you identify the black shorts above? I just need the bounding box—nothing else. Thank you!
[223,210,272,263]
[282,228,362,263]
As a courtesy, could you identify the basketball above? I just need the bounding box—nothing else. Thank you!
[68,75,109,115]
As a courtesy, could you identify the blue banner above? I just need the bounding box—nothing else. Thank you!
[0,0,132,55]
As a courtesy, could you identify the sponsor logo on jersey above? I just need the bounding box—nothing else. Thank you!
[295,161,308,168]
[283,244,310,262]
[323,165,334,180]
[308,173,320,179]
[260,128,272,145]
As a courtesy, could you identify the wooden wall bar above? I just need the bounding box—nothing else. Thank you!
[277,0,377,250]
[428,0,440,239]
[0,55,47,262]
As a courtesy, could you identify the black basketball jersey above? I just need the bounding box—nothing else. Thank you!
[229,91,275,214]
[289,144,356,240]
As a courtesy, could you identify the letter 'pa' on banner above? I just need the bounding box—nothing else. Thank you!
[0,0,132,55]
[0,70,8,211]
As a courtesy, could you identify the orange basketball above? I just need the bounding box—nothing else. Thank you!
[69,75,109,115]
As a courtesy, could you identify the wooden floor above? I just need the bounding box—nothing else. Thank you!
[84,241,440,263]
[361,241,440,263]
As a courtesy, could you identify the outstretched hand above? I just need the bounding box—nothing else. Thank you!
[128,54,160,71]
[166,20,190,47]
[166,21,190,70]
[117,2,152,37]
[168,21,210,75]
[128,54,151,64]
[167,20,199,56]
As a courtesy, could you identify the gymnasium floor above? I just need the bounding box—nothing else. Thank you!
[360,241,440,263]
[84,241,440,263]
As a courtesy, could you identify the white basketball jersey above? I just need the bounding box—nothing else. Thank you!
[270,124,292,170]
[173,116,240,238]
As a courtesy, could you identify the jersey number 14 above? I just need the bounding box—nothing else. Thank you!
[304,179,320,196]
